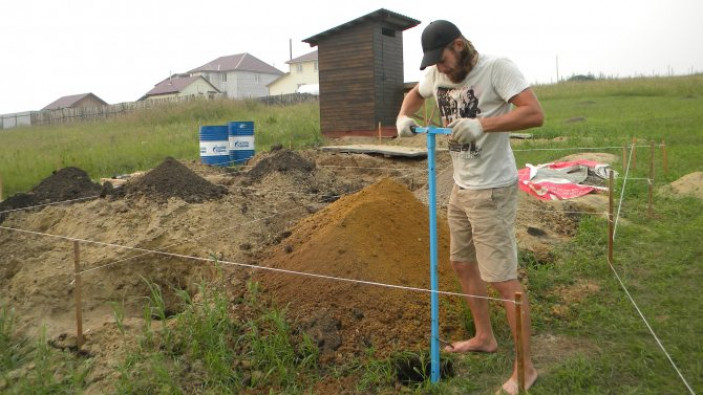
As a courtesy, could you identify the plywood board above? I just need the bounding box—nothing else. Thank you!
[319,144,428,158]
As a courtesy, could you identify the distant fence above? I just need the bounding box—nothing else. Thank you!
[0,93,318,130]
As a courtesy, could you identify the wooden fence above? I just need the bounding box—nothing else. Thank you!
[1,93,318,130]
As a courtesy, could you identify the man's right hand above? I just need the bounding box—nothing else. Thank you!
[396,115,419,137]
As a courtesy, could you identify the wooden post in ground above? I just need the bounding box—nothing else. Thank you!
[515,292,525,394]
[608,170,614,264]
[649,141,655,217]
[0,172,3,201]
[378,122,382,145]
[631,137,637,170]
[661,139,668,175]
[73,241,84,347]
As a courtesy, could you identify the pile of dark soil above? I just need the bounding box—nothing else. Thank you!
[0,167,103,223]
[247,149,315,179]
[120,157,227,203]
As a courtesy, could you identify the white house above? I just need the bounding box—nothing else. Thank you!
[268,50,319,95]
[140,74,220,102]
[189,53,283,99]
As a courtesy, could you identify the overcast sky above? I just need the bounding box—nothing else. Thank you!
[1,0,701,115]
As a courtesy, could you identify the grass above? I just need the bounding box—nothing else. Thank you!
[112,280,321,394]
[0,308,92,393]
[1,75,702,393]
[0,98,321,197]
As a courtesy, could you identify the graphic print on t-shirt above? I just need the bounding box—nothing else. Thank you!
[437,86,482,159]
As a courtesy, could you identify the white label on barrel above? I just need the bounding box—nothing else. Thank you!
[200,141,229,156]
[229,135,255,150]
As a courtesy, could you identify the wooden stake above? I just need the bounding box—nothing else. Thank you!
[428,106,437,126]
[515,292,525,394]
[631,137,637,170]
[608,170,614,264]
[649,141,655,217]
[0,172,3,201]
[378,122,382,145]
[73,241,84,347]
[661,139,668,175]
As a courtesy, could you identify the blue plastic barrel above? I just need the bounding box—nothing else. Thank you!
[199,125,230,166]
[228,121,255,164]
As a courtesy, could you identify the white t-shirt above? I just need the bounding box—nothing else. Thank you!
[418,54,530,189]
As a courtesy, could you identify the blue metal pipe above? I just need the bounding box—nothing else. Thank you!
[412,126,451,382]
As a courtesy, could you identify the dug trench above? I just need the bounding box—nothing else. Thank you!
[0,145,613,389]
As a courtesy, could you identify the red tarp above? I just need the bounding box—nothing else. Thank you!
[518,160,603,201]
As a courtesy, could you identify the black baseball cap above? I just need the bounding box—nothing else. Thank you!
[420,20,462,70]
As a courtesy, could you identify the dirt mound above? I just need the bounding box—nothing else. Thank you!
[256,178,464,362]
[660,172,703,199]
[0,167,103,223]
[247,148,315,180]
[121,157,227,203]
[32,167,103,200]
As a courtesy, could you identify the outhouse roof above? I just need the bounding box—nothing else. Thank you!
[303,8,420,47]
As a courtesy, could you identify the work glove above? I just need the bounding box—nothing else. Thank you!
[396,115,419,137]
[448,118,483,144]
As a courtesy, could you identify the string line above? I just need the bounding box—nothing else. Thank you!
[0,224,518,305]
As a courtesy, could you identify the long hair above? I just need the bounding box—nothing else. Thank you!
[447,37,478,82]
[459,37,478,72]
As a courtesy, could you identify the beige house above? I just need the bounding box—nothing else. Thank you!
[140,74,220,102]
[268,50,319,95]
[189,53,283,99]
[42,93,108,110]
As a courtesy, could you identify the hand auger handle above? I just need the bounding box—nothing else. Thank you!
[411,126,452,135]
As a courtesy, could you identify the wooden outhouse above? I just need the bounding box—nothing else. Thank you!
[303,9,420,137]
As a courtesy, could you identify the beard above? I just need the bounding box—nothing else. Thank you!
[446,42,476,83]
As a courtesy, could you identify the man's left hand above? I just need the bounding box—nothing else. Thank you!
[448,118,483,144]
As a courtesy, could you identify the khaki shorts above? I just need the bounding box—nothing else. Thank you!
[447,183,518,283]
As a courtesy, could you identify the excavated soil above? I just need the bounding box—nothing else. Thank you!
[0,167,105,223]
[659,171,703,199]
[117,156,228,203]
[0,142,671,391]
[254,178,462,362]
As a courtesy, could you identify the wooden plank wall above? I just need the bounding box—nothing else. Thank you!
[318,23,376,134]
[318,22,406,136]
[374,23,405,132]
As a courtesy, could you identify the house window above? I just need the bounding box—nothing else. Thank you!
[254,73,260,83]
[296,64,303,73]
[382,28,396,37]
[222,73,227,82]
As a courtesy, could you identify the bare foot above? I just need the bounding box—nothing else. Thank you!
[499,368,538,395]
[443,337,498,353]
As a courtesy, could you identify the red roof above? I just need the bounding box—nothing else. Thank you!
[189,53,283,75]
[142,75,219,97]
